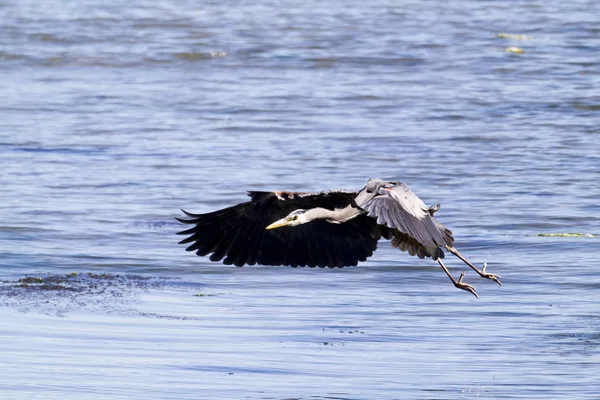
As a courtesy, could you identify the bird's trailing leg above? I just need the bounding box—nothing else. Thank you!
[445,246,501,286]
[437,259,478,298]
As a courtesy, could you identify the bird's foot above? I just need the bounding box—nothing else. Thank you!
[475,262,502,286]
[454,272,479,298]
[445,246,501,286]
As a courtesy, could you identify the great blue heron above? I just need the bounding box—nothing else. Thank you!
[177,179,500,297]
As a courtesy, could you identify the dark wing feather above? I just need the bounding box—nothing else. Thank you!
[177,191,380,268]
[360,182,454,258]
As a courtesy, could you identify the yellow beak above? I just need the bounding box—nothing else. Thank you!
[265,218,291,230]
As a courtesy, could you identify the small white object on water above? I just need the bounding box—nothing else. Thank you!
[505,46,525,54]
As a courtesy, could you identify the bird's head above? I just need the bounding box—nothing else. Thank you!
[265,209,308,230]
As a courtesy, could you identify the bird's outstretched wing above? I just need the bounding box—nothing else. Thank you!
[177,191,380,268]
[359,181,453,258]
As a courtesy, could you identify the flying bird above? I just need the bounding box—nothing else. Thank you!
[177,179,500,297]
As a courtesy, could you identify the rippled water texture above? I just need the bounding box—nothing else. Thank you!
[1,0,600,398]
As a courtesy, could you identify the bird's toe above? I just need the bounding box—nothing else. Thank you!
[480,263,502,286]
[454,272,479,298]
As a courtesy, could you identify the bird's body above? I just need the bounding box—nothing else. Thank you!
[177,179,500,297]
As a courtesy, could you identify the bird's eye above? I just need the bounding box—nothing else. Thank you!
[292,215,298,221]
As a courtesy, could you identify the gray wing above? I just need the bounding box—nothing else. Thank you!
[379,225,446,259]
[359,181,454,255]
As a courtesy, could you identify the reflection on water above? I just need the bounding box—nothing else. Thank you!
[1,0,600,398]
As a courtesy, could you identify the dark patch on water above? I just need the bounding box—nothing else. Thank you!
[0,272,167,317]
[125,221,180,229]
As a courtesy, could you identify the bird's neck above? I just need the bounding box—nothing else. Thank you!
[306,205,362,224]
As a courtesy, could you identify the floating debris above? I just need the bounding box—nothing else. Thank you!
[536,233,597,238]
[193,292,224,297]
[496,33,530,40]
[505,46,525,54]
[173,51,227,61]
[174,52,211,61]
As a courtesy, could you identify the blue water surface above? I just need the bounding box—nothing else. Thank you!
[1,0,600,399]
